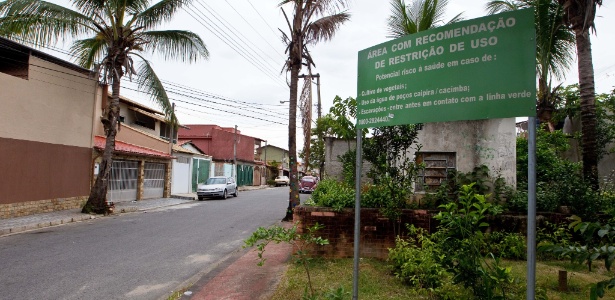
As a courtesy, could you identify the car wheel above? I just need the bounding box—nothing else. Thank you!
[222,190,227,200]
[197,196,203,201]
[233,188,238,197]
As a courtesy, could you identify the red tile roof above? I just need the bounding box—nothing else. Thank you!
[94,136,172,159]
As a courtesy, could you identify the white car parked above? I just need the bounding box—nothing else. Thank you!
[197,176,238,200]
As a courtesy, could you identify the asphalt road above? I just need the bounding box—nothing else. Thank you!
[0,187,308,300]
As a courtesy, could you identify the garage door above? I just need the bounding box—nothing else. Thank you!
[108,160,138,202]
[143,162,165,199]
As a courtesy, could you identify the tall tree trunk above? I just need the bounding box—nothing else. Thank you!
[283,2,304,221]
[83,74,122,213]
[576,29,599,189]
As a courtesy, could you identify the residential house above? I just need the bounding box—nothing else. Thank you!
[171,140,212,194]
[256,144,290,178]
[178,125,266,186]
[91,93,176,202]
[0,37,99,218]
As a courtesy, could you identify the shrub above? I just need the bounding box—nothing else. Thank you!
[361,184,391,208]
[310,179,354,211]
[484,232,527,260]
[388,225,447,290]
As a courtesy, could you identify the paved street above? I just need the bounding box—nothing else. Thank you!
[0,187,299,300]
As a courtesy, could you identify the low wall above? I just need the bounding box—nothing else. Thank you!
[294,206,573,260]
[0,196,87,219]
[293,206,435,260]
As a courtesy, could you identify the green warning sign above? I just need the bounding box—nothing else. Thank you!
[356,9,536,128]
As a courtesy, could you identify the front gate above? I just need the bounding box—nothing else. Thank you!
[143,162,165,199]
[108,160,138,202]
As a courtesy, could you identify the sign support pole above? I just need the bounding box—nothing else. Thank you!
[527,116,537,299]
[352,128,363,300]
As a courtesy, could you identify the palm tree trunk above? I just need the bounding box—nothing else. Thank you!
[83,74,122,213]
[575,29,599,189]
[283,2,304,221]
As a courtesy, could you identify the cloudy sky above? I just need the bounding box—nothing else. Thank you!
[43,0,615,151]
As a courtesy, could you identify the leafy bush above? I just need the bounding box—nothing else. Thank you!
[310,179,354,211]
[484,231,527,260]
[388,225,447,290]
[434,184,513,299]
[360,184,391,208]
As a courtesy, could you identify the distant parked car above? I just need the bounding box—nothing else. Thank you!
[197,176,238,200]
[275,176,290,186]
[299,176,318,194]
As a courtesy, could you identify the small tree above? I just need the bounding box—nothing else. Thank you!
[363,124,421,233]
[244,222,329,298]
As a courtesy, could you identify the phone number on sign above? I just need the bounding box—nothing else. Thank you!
[358,116,389,125]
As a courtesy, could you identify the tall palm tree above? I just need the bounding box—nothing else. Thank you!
[486,0,575,130]
[279,0,350,220]
[558,0,602,189]
[0,0,209,213]
[387,0,463,38]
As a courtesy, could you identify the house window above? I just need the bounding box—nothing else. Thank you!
[133,111,155,130]
[176,157,190,164]
[416,152,456,192]
[0,46,29,79]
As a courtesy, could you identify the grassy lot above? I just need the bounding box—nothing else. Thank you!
[270,258,615,299]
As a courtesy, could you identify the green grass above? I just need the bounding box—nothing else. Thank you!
[271,257,615,299]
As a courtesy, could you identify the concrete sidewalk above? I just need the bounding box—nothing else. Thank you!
[0,197,193,237]
[184,222,294,300]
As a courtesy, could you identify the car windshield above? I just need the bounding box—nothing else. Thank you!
[206,178,226,185]
[301,177,315,182]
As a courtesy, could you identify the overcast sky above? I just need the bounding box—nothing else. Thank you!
[44,0,615,151]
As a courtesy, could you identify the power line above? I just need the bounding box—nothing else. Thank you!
[201,1,283,71]
[186,6,286,87]
[223,0,286,61]
[246,0,281,39]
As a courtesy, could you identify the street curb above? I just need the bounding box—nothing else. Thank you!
[171,195,197,200]
[0,214,97,237]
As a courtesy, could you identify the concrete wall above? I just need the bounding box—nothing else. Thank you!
[410,118,517,187]
[1,56,98,147]
[323,137,371,182]
[0,54,98,216]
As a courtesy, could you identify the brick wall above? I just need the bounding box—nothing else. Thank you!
[0,196,87,219]
[293,206,435,260]
[294,206,574,260]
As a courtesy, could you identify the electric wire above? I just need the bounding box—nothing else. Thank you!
[222,0,286,61]
[246,0,281,39]
[185,6,286,87]
[200,1,282,72]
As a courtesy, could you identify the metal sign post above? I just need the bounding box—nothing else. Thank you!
[527,116,537,299]
[352,128,362,300]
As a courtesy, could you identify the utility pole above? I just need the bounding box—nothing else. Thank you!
[233,125,237,180]
[168,103,175,150]
[315,74,323,179]
[315,73,322,119]
[264,140,268,183]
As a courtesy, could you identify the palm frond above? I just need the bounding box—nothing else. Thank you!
[70,0,105,20]
[387,0,415,38]
[304,12,350,45]
[0,0,95,45]
[134,57,177,126]
[485,0,526,14]
[69,35,108,69]
[136,0,193,30]
[308,0,350,17]
[387,0,462,38]
[139,30,208,63]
